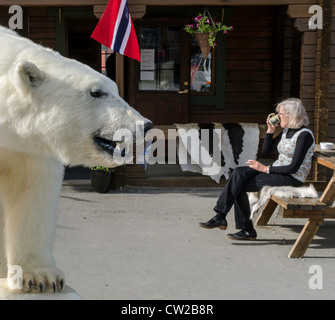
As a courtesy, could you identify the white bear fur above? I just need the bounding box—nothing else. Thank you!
[0,26,150,293]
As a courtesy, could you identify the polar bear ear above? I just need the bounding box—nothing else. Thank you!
[13,60,45,96]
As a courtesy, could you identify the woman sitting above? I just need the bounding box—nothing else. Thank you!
[199,98,315,241]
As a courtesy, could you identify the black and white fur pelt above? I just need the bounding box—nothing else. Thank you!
[176,123,260,183]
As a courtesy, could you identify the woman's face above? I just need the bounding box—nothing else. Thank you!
[278,105,290,128]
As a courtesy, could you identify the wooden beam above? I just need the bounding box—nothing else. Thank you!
[255,198,278,226]
[283,208,335,219]
[129,4,146,12]
[316,156,335,170]
[288,218,323,258]
[93,4,105,19]
[129,0,318,5]
[0,0,318,6]
[93,4,146,19]
[320,175,335,205]
[294,18,310,32]
[129,4,146,20]
[0,0,108,6]
[288,5,315,18]
[115,53,125,99]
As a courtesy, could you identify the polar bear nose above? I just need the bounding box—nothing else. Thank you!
[144,121,153,136]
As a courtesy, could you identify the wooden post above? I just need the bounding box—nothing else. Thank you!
[115,53,125,99]
[288,218,323,258]
[255,198,278,226]
[314,0,332,144]
[313,0,332,181]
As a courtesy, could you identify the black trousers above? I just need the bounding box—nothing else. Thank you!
[214,166,302,230]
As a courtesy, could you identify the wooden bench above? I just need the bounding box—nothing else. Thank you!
[256,195,335,258]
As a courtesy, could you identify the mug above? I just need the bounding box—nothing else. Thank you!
[268,113,280,127]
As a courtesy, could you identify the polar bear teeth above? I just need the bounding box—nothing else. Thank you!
[94,135,125,157]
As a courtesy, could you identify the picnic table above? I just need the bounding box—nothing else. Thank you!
[256,144,335,258]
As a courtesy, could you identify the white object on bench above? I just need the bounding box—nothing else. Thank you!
[249,184,318,219]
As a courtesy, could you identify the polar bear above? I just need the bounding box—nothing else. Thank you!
[0,26,152,293]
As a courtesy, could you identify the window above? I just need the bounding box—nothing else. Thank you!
[101,45,114,76]
[138,26,181,91]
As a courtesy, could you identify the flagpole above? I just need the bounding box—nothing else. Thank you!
[115,53,125,98]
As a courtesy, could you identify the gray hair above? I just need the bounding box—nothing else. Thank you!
[275,98,309,128]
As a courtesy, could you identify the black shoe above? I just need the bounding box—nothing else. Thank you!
[227,229,257,241]
[199,216,227,230]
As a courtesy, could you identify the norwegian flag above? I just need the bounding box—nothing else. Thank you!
[91,0,140,62]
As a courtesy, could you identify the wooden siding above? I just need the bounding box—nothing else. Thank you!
[28,7,55,49]
[189,6,286,124]
[0,6,8,26]
[295,2,333,145]
[300,29,317,132]
[0,7,55,48]
[329,3,335,142]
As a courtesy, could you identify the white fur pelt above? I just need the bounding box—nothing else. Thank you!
[249,184,318,219]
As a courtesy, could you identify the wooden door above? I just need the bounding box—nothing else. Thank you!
[129,18,190,125]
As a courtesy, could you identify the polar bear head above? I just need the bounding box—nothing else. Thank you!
[0,27,152,168]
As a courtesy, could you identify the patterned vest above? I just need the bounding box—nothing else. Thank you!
[272,128,315,182]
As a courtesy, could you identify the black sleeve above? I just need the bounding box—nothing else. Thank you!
[269,131,314,175]
[262,132,282,155]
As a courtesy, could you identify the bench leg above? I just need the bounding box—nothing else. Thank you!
[288,219,324,258]
[255,198,278,226]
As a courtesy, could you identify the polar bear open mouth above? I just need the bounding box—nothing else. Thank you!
[94,135,126,157]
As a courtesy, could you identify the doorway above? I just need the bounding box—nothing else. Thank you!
[129,18,190,125]
[67,18,101,72]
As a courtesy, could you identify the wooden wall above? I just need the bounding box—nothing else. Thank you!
[329,3,335,142]
[27,8,55,49]
[189,6,299,124]
[188,3,334,148]
[0,6,7,25]
[291,1,333,144]
[0,6,55,48]
[298,26,317,132]
[1,2,333,144]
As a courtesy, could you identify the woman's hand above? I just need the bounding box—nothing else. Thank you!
[246,159,268,173]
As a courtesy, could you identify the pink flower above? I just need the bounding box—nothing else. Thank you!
[224,30,228,34]
[195,15,202,22]
[230,25,234,30]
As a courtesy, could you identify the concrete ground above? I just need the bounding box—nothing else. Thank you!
[52,185,335,300]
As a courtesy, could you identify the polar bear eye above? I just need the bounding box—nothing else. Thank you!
[90,90,107,99]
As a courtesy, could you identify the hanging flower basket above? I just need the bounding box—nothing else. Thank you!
[184,11,233,59]
[195,32,217,60]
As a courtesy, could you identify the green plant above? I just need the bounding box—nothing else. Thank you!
[90,166,114,173]
[184,13,233,48]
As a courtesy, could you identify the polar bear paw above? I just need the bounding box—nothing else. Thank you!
[21,267,65,293]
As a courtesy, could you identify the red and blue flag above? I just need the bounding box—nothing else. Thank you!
[91,0,140,62]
